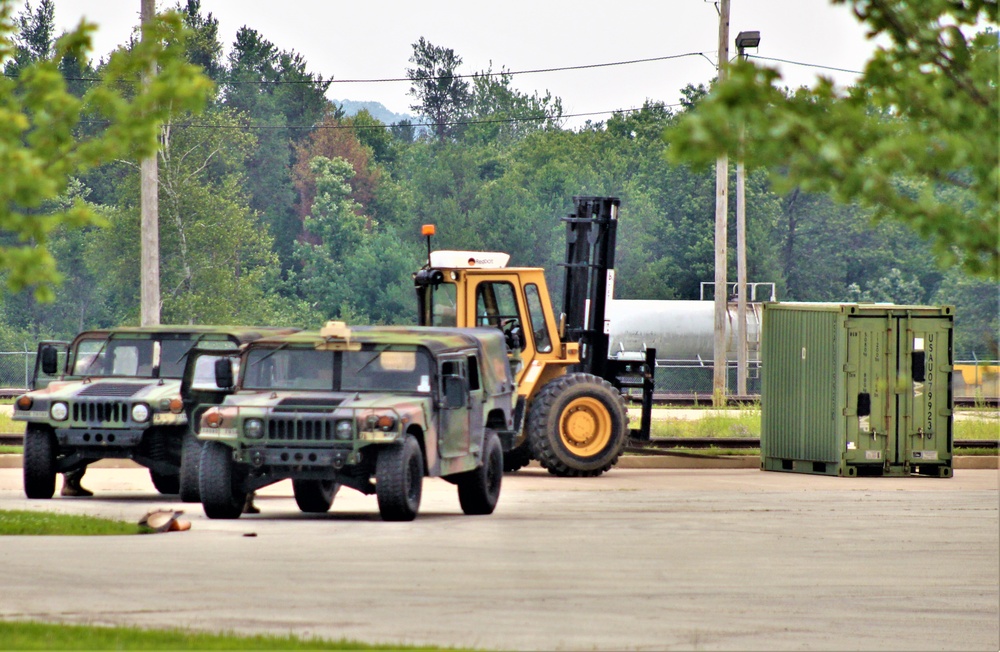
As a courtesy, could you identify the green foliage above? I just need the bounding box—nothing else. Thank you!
[933,269,999,358]
[666,0,998,278]
[293,157,420,325]
[88,108,294,326]
[221,26,331,271]
[464,66,563,146]
[0,0,212,300]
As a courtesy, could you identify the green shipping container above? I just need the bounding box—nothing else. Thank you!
[761,303,954,477]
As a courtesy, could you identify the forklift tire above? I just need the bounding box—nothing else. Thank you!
[502,441,533,473]
[527,373,628,477]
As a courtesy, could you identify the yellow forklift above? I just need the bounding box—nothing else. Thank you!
[414,196,654,476]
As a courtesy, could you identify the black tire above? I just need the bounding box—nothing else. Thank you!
[179,432,202,503]
[376,435,423,521]
[457,430,503,515]
[150,470,180,495]
[293,479,340,513]
[23,425,57,499]
[199,441,247,519]
[527,373,628,477]
[502,440,533,473]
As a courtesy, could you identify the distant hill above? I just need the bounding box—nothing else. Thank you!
[332,100,418,126]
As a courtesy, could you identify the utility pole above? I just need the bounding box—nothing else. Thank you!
[139,0,160,326]
[735,30,760,398]
[712,0,731,407]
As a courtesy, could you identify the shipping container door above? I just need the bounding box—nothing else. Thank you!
[898,316,953,470]
[844,318,893,468]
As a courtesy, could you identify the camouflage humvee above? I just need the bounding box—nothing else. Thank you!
[15,326,298,501]
[194,321,515,521]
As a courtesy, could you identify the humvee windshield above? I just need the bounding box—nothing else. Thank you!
[243,345,433,393]
[72,336,236,379]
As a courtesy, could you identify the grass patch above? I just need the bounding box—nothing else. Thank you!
[648,406,761,440]
[954,415,999,441]
[0,410,25,434]
[0,445,21,454]
[0,510,145,536]
[0,621,445,650]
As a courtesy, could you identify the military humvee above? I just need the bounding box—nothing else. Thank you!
[15,326,298,501]
[194,321,514,521]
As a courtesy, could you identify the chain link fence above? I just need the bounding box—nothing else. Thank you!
[0,350,36,395]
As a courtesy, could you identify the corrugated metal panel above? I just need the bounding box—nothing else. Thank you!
[761,303,954,477]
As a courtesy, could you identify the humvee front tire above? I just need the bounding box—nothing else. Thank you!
[179,432,202,503]
[527,373,628,477]
[23,425,57,499]
[200,441,247,519]
[376,435,423,521]
[457,430,503,515]
[150,470,180,495]
[293,479,340,513]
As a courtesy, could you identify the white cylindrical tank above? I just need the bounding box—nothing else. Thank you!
[606,300,761,363]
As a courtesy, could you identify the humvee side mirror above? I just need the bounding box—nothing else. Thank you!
[40,345,59,375]
[215,358,234,390]
[443,375,467,408]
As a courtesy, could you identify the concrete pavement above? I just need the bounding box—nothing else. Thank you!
[0,464,997,651]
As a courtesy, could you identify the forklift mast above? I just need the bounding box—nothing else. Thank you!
[561,196,619,379]
[560,196,655,440]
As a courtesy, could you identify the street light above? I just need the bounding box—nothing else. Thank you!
[734,30,759,398]
[735,30,760,51]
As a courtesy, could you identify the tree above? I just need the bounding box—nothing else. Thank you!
[89,108,292,326]
[293,156,418,325]
[222,26,331,272]
[0,0,212,300]
[407,37,471,142]
[464,65,563,145]
[666,0,998,278]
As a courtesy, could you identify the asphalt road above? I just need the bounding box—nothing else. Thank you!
[0,465,997,651]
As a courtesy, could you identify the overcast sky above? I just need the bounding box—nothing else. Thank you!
[27,0,877,128]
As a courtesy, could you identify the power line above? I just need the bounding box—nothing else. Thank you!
[78,104,684,132]
[747,54,863,75]
[3,51,712,85]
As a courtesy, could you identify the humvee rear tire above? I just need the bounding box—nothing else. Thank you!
[376,435,423,521]
[23,425,57,499]
[150,470,180,495]
[200,441,247,519]
[293,479,340,513]
[502,441,533,473]
[179,433,202,503]
[457,430,503,515]
[527,373,628,477]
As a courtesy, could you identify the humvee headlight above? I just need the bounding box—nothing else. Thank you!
[131,403,150,423]
[16,395,33,411]
[244,419,264,440]
[50,402,68,421]
[365,414,397,431]
[335,420,353,440]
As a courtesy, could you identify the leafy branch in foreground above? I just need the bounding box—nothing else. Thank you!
[666,0,998,278]
[0,0,213,299]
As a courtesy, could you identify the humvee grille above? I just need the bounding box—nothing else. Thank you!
[72,401,128,424]
[79,383,144,397]
[267,417,333,441]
